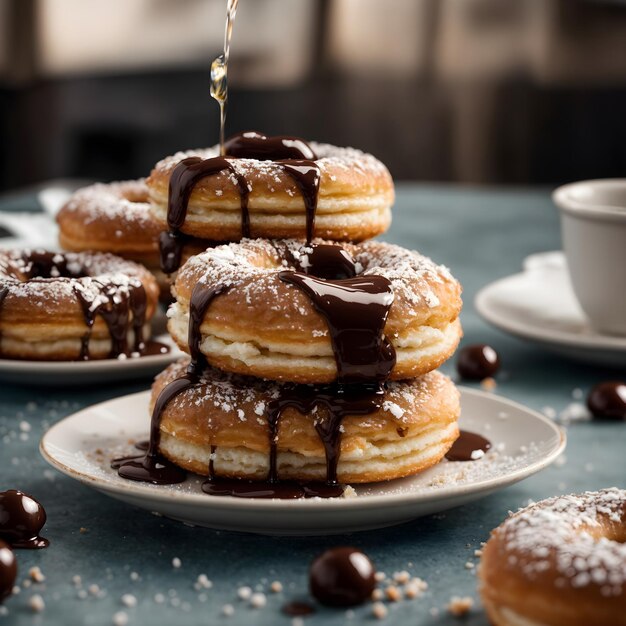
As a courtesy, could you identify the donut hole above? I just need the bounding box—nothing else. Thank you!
[288,243,359,281]
[584,518,626,543]
[17,251,91,280]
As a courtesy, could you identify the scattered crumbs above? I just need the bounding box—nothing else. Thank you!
[11,585,20,595]
[481,377,497,392]
[372,601,388,619]
[121,594,137,608]
[112,611,128,626]
[222,604,235,617]
[154,593,165,604]
[29,566,45,583]
[385,585,401,602]
[22,579,31,588]
[542,406,557,420]
[374,571,386,582]
[558,402,590,424]
[393,571,410,584]
[292,618,304,626]
[77,589,88,600]
[89,584,101,596]
[250,592,267,608]
[342,485,357,499]
[29,594,45,613]
[130,572,140,582]
[474,549,483,557]
[447,596,474,617]
[19,421,31,432]
[172,557,182,569]
[465,562,475,570]
[237,586,252,600]
[371,588,383,601]
[270,581,283,593]
[196,574,212,589]
[80,527,88,534]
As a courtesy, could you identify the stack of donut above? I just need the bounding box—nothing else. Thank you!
[62,131,463,491]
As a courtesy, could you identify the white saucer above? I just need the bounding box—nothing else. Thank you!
[40,388,565,535]
[0,334,184,386]
[476,251,626,368]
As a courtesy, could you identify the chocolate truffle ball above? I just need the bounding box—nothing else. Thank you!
[587,381,626,420]
[457,344,500,380]
[0,541,17,603]
[310,547,376,607]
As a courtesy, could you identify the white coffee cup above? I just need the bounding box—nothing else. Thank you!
[553,179,626,336]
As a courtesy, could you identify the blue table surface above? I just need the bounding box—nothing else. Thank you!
[1,183,624,626]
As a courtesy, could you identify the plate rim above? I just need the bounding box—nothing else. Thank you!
[40,387,566,511]
[475,262,626,353]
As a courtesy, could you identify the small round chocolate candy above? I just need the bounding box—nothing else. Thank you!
[587,381,626,420]
[0,490,48,549]
[457,344,500,380]
[309,547,376,607]
[0,540,17,603]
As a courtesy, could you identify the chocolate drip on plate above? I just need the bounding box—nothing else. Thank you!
[113,282,227,484]
[445,430,491,462]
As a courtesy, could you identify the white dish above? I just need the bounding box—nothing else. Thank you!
[40,388,565,536]
[476,251,626,368]
[0,333,184,386]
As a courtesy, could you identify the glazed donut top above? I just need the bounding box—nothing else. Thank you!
[173,238,461,337]
[492,488,626,596]
[148,141,393,207]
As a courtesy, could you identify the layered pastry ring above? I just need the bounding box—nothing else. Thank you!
[56,180,208,294]
[153,360,460,483]
[168,238,463,383]
[147,143,394,242]
[0,250,159,360]
[479,489,626,626]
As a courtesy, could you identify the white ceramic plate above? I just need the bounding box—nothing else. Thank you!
[40,388,565,535]
[0,334,184,386]
[475,251,626,368]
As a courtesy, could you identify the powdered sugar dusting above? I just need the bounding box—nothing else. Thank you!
[497,489,626,595]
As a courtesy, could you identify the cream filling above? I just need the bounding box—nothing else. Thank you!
[151,201,390,229]
[160,422,457,479]
[168,306,457,372]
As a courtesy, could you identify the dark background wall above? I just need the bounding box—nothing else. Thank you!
[2,0,626,190]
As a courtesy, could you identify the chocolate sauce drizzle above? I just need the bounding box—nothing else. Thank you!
[113,282,227,484]
[445,430,491,462]
[118,240,398,497]
[159,132,320,273]
[0,251,150,360]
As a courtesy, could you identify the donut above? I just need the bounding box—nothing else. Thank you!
[167,239,462,384]
[150,360,460,483]
[146,138,394,244]
[0,250,159,360]
[479,489,626,626]
[56,180,209,296]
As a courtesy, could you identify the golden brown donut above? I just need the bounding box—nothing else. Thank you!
[152,360,460,483]
[168,239,462,383]
[0,250,159,360]
[147,143,394,242]
[479,489,626,626]
[57,180,210,297]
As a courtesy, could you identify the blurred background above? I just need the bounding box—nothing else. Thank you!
[2,0,626,191]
